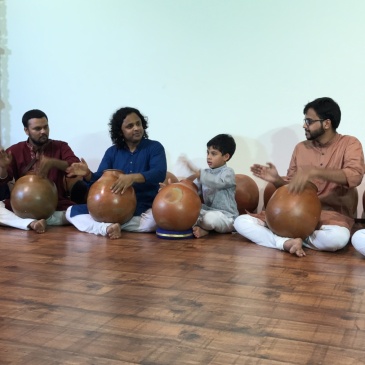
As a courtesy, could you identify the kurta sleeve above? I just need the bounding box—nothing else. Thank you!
[59,142,80,166]
[341,137,364,188]
[5,144,23,181]
[139,141,167,184]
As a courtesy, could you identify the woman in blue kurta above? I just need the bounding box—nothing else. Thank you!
[66,107,167,239]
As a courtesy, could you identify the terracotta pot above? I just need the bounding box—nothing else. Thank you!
[235,174,259,214]
[263,176,287,208]
[163,171,179,185]
[265,182,321,239]
[178,179,199,193]
[152,180,201,231]
[11,174,58,219]
[87,169,136,224]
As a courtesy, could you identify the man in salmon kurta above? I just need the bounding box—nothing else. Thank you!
[234,97,365,257]
[0,109,84,233]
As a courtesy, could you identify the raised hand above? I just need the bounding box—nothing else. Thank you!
[0,148,12,168]
[250,162,280,184]
[158,177,173,191]
[66,158,90,177]
[178,155,200,179]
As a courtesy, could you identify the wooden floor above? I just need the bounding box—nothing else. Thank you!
[1,224,365,365]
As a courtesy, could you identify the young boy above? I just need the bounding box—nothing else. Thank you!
[181,134,239,238]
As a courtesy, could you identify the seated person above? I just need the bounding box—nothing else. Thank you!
[0,109,83,233]
[65,106,167,239]
[234,97,364,257]
[181,134,239,238]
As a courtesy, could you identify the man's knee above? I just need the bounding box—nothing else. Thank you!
[352,229,365,256]
[234,214,257,231]
[313,226,350,251]
[330,227,350,251]
[201,211,219,229]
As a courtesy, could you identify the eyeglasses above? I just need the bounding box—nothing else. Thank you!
[303,118,324,127]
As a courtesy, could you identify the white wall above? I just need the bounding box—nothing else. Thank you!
[1,0,365,214]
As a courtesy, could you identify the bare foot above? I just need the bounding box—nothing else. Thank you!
[29,219,47,233]
[106,223,122,239]
[283,238,306,257]
[193,226,209,238]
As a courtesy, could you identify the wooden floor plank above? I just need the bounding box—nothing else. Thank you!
[1,225,365,364]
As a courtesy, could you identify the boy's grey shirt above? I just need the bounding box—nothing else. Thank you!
[195,164,239,219]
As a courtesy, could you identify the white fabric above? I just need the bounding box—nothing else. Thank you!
[234,214,350,252]
[120,209,157,232]
[303,224,350,251]
[233,214,287,250]
[351,229,365,256]
[65,207,157,236]
[0,201,68,229]
[0,201,34,230]
[196,209,234,233]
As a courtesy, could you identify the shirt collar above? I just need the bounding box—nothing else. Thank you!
[26,138,51,153]
[209,164,227,173]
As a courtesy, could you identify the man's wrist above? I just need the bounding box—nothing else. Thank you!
[85,170,92,180]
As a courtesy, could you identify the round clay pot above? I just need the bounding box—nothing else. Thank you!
[152,180,201,231]
[235,174,259,214]
[265,181,321,239]
[11,174,58,219]
[87,169,136,224]
[163,171,179,185]
[263,182,277,208]
[263,176,287,208]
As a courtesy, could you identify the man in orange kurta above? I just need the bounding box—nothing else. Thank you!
[234,97,364,257]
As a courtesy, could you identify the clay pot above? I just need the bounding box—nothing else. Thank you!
[152,180,201,231]
[163,171,179,185]
[265,182,321,239]
[263,176,286,208]
[263,182,277,208]
[179,179,199,193]
[235,174,259,214]
[87,169,136,224]
[10,174,58,219]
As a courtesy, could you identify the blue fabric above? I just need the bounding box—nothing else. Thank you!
[87,139,167,216]
[70,204,89,217]
[0,183,10,200]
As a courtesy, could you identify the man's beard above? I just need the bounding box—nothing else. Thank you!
[306,126,325,141]
[29,135,48,147]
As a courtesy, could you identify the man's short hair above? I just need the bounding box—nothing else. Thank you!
[303,97,341,130]
[22,109,48,128]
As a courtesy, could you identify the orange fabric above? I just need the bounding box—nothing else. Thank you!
[286,134,364,229]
